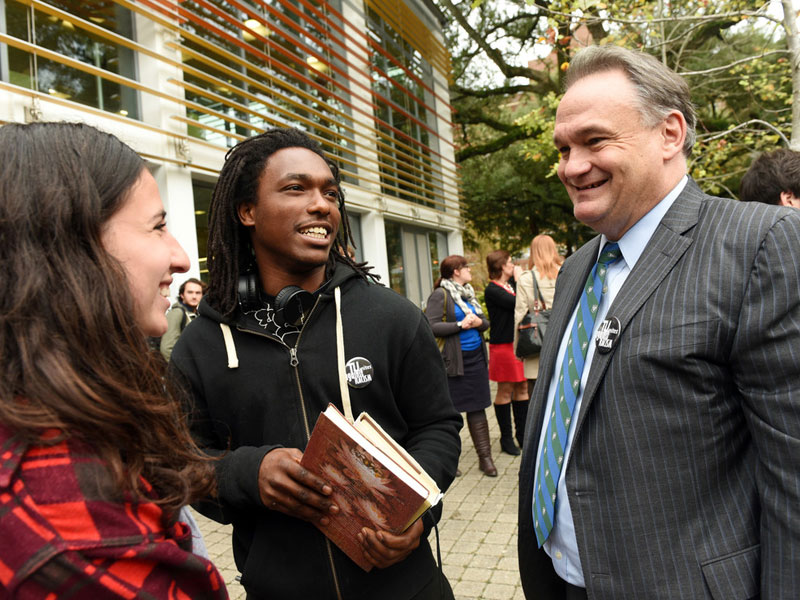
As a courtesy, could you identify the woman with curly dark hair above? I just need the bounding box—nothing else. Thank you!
[0,122,227,598]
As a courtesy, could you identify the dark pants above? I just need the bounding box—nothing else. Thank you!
[565,582,588,600]
[411,571,455,600]
[247,572,454,600]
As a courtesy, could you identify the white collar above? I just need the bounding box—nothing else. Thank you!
[599,175,688,269]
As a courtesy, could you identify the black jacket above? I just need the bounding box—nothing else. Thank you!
[484,281,517,344]
[171,264,462,599]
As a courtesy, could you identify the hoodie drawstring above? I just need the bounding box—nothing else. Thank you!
[219,323,239,369]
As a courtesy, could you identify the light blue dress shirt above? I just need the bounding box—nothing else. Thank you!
[533,176,688,586]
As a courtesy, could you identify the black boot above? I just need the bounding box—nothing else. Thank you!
[512,399,529,449]
[466,411,497,476]
[494,403,520,456]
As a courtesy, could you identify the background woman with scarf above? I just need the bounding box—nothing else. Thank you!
[425,255,496,476]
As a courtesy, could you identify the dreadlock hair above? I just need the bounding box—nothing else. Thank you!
[206,127,376,318]
[0,122,214,517]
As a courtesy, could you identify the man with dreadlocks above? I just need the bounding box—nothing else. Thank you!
[170,128,461,599]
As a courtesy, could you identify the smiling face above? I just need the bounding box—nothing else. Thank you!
[554,69,687,240]
[101,170,190,336]
[237,146,341,294]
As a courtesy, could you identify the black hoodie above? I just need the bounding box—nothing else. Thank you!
[171,263,462,599]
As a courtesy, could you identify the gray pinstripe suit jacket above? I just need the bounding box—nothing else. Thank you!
[518,180,800,599]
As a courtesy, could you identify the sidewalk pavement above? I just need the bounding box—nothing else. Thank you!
[194,408,525,599]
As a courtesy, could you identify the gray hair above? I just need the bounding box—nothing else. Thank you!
[565,45,697,156]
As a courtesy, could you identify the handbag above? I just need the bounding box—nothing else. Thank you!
[516,272,550,358]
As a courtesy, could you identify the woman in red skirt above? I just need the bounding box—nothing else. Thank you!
[484,250,528,455]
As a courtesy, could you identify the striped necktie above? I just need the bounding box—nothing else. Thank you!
[533,242,622,547]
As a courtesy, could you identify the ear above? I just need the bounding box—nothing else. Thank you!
[779,191,800,208]
[237,202,256,226]
[659,110,686,162]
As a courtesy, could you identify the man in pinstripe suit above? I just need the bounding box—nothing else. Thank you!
[518,45,800,599]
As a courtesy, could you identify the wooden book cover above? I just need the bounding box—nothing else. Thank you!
[300,404,440,571]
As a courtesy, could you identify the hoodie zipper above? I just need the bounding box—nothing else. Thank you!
[237,295,344,600]
[291,298,344,600]
[290,342,344,600]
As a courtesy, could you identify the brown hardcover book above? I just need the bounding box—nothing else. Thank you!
[300,404,442,571]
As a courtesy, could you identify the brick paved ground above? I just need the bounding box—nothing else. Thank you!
[194,408,525,599]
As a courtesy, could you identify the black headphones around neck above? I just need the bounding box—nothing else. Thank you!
[237,272,316,327]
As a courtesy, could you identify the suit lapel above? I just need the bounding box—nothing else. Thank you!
[574,181,705,431]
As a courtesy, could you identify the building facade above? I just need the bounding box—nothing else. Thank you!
[0,0,462,306]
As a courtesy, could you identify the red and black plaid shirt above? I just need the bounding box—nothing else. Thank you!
[0,424,228,599]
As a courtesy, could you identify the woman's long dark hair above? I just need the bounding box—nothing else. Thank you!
[206,127,375,318]
[0,122,213,515]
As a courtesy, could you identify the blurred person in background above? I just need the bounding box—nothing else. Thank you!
[426,255,496,477]
[0,122,226,598]
[160,277,206,361]
[739,148,800,208]
[484,250,528,456]
[514,235,562,401]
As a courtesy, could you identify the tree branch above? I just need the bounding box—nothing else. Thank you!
[679,50,788,76]
[454,110,519,130]
[456,127,534,161]
[541,7,780,27]
[698,119,790,146]
[485,13,541,38]
[451,83,543,99]
[436,0,547,81]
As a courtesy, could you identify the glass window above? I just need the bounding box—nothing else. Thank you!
[176,0,355,169]
[2,0,139,118]
[367,7,437,208]
[346,212,363,263]
[385,220,405,296]
[386,220,448,306]
[192,178,214,283]
[428,230,447,286]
